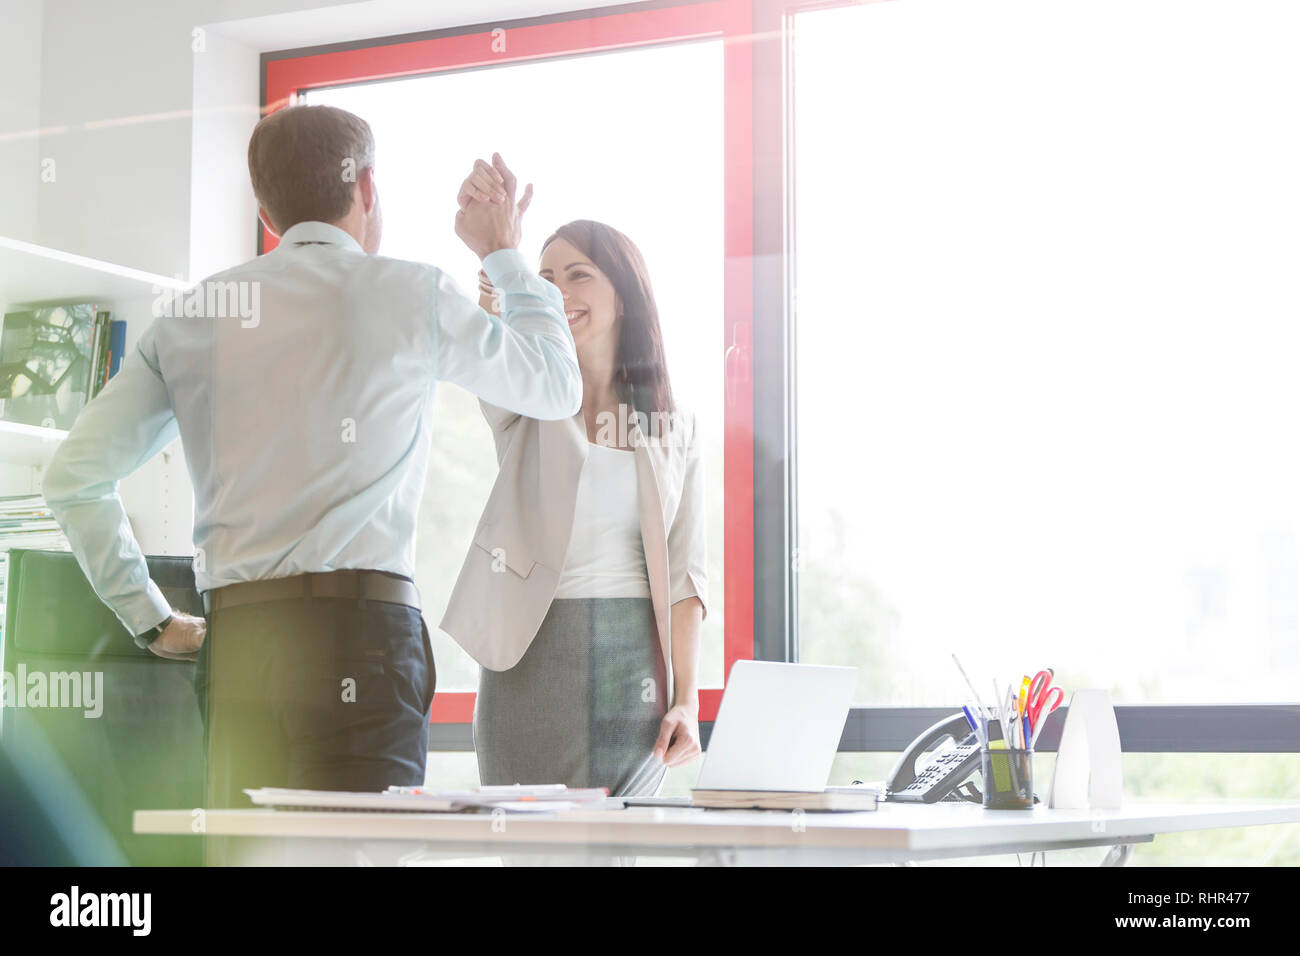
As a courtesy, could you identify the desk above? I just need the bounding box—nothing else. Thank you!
[134,801,1300,866]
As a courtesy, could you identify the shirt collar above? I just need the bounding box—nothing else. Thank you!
[276,221,365,254]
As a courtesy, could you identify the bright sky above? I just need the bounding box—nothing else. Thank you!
[795,0,1300,703]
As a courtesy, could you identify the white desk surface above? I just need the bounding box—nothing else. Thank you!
[135,800,1300,854]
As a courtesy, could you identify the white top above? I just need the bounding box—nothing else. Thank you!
[553,443,651,599]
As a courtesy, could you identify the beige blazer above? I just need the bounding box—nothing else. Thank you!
[440,401,708,703]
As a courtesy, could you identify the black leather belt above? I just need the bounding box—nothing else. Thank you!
[203,569,422,615]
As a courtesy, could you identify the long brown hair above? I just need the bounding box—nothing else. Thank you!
[542,220,674,417]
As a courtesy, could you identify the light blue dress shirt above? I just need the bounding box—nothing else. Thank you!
[43,221,581,638]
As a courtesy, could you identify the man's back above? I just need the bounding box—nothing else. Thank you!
[152,223,441,591]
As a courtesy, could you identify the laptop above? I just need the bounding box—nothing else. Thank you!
[625,660,868,808]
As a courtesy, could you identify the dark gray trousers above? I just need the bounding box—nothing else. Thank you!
[195,585,435,809]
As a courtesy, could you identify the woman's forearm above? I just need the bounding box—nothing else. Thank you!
[669,596,704,712]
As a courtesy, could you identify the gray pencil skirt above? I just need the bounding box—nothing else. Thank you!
[473,597,668,798]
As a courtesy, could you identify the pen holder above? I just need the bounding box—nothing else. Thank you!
[980,747,1034,810]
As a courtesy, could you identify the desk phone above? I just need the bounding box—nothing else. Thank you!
[885,713,984,803]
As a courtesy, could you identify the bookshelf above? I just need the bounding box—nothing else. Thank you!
[0,235,190,307]
[0,235,197,560]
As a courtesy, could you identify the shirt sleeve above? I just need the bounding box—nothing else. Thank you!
[42,320,179,638]
[668,411,709,618]
[430,248,582,420]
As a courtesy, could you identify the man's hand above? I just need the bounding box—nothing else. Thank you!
[652,704,702,768]
[148,610,206,662]
[454,153,534,261]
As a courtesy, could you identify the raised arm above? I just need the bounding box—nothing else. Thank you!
[434,154,581,421]
[473,268,524,436]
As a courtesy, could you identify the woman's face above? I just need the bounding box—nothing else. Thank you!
[539,237,620,352]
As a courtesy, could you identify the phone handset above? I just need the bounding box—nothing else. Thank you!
[885,712,983,803]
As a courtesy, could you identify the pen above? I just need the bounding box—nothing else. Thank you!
[953,654,992,725]
[991,680,1004,743]
[962,703,987,748]
[1007,685,1019,748]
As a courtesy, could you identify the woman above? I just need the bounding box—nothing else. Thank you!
[441,160,708,797]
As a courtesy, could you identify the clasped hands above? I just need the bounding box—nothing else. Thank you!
[454,152,534,261]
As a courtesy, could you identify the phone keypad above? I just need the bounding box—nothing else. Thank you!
[892,744,981,803]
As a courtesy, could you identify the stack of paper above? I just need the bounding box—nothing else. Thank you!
[0,495,70,552]
[244,784,610,813]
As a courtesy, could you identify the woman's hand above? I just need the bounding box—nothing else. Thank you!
[653,704,702,768]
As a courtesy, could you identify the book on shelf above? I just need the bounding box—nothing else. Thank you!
[87,312,120,396]
[0,494,70,553]
[0,303,111,431]
[106,319,127,385]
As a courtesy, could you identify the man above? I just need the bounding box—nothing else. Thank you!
[43,105,580,808]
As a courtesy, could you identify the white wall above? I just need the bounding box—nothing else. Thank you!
[0,0,43,244]
[32,0,328,275]
[0,0,47,499]
[188,26,261,282]
[36,0,635,279]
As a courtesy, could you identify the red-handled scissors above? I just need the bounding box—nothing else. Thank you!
[1026,669,1063,731]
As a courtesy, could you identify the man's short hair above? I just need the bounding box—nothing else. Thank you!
[248,105,375,234]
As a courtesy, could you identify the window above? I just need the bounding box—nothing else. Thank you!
[264,0,755,727]
[794,0,1300,708]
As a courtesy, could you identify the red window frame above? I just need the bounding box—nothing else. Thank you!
[262,0,757,724]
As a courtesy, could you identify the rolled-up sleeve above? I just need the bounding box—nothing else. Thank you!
[430,249,581,420]
[668,413,709,618]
